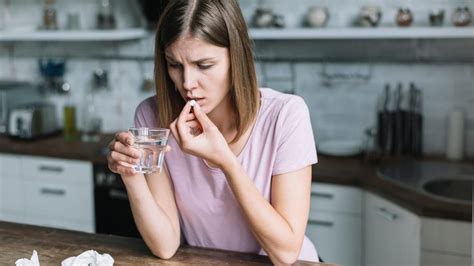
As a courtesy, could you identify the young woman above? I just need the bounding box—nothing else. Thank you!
[107,0,319,264]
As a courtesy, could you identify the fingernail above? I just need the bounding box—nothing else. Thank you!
[189,100,196,107]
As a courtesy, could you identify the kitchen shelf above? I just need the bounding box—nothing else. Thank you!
[249,27,474,40]
[0,28,148,42]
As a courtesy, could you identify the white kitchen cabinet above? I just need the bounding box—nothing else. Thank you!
[0,154,23,220]
[0,154,94,233]
[306,182,363,266]
[420,218,472,266]
[364,192,421,266]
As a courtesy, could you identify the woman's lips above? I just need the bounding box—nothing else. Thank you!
[187,97,205,104]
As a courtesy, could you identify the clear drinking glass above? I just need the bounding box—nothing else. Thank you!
[129,127,170,173]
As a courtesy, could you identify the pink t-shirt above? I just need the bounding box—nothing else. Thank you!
[134,88,319,261]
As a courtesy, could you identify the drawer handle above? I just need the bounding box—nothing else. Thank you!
[109,189,128,200]
[39,165,64,173]
[311,192,334,199]
[375,207,398,222]
[40,187,66,196]
[308,220,334,227]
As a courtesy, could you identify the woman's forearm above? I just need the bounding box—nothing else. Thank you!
[220,158,304,264]
[123,175,180,259]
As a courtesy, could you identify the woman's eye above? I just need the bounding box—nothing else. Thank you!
[198,64,212,70]
[168,62,181,69]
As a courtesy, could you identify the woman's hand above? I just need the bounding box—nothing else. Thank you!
[170,101,234,168]
[107,131,142,176]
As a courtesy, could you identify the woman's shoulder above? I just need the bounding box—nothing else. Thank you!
[137,95,157,111]
[134,95,158,128]
[259,88,308,114]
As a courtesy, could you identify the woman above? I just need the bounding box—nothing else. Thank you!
[107,0,319,264]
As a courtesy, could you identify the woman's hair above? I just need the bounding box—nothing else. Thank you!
[154,0,259,143]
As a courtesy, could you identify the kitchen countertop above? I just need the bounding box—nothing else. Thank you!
[0,221,329,265]
[0,133,471,221]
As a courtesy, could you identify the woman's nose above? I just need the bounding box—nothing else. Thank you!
[182,68,198,91]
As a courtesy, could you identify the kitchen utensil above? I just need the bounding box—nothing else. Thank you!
[252,8,274,28]
[97,0,116,29]
[93,68,108,91]
[396,8,413,27]
[0,81,42,134]
[42,0,58,30]
[452,7,472,26]
[251,8,285,28]
[318,139,362,157]
[391,83,404,155]
[412,88,423,157]
[305,6,329,28]
[8,102,59,139]
[66,12,81,30]
[358,6,382,27]
[377,84,392,154]
[429,9,445,26]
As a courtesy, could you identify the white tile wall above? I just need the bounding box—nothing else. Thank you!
[0,0,473,157]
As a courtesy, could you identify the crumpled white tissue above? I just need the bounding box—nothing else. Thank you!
[61,250,114,266]
[15,250,40,266]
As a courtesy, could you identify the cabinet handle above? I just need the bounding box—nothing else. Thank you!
[311,192,334,199]
[40,187,66,196]
[109,189,128,200]
[39,165,64,173]
[375,207,398,221]
[308,220,334,227]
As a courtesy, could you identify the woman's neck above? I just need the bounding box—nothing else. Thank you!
[207,97,237,142]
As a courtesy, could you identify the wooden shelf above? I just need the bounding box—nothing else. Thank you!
[0,28,148,42]
[249,27,474,40]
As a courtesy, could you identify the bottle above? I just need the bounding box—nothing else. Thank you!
[63,104,78,142]
[81,89,102,142]
[43,0,58,30]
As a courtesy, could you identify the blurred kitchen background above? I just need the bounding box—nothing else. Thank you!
[0,0,473,266]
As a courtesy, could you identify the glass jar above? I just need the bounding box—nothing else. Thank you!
[43,0,58,30]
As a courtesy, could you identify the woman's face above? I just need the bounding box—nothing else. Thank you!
[165,36,231,115]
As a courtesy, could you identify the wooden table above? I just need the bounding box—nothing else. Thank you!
[0,222,333,265]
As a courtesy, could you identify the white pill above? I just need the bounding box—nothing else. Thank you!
[189,100,196,107]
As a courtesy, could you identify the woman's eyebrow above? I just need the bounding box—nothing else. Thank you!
[192,58,215,63]
[165,55,176,62]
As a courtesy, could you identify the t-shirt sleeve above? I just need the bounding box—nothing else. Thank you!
[134,96,159,128]
[272,96,317,176]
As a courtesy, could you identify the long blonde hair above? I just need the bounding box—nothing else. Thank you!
[154,0,259,143]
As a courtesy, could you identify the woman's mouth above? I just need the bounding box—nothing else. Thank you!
[186,97,205,104]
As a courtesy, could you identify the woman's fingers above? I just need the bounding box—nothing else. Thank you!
[186,112,196,121]
[107,131,142,175]
[108,149,139,165]
[115,131,134,145]
[108,139,140,158]
[186,120,201,129]
[109,161,137,175]
[176,101,194,141]
[170,119,181,145]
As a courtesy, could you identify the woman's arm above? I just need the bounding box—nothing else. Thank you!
[108,133,181,259]
[221,158,312,265]
[171,102,312,265]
